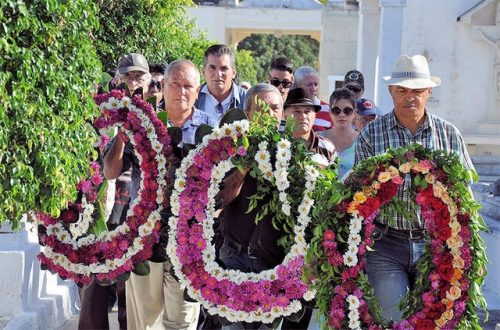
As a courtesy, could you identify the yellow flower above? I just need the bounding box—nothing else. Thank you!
[425,173,436,184]
[433,182,446,198]
[435,317,447,327]
[362,186,373,196]
[450,221,461,236]
[371,181,381,190]
[388,166,399,178]
[446,235,464,249]
[353,191,367,204]
[443,309,454,321]
[399,162,411,174]
[446,285,462,301]
[347,201,360,214]
[378,171,391,183]
[452,257,465,269]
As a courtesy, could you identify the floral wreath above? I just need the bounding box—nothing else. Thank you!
[306,145,488,329]
[167,119,319,323]
[36,89,174,284]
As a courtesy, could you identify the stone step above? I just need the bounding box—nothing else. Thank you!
[472,155,500,177]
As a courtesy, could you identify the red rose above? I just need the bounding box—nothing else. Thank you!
[438,263,454,281]
[427,301,446,319]
[437,226,452,241]
[415,318,435,330]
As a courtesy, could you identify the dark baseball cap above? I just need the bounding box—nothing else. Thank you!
[344,70,364,90]
[117,53,149,74]
[356,98,381,116]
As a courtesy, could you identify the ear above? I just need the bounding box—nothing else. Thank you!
[232,69,237,80]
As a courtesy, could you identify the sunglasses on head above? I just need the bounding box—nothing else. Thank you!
[346,85,362,93]
[269,78,293,88]
[331,106,354,115]
[149,80,161,90]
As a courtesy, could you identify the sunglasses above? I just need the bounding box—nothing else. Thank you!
[346,85,362,93]
[269,78,293,88]
[331,106,354,115]
[149,80,161,90]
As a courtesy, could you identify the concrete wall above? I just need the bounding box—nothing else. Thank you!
[400,0,495,136]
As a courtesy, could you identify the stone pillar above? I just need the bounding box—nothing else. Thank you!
[0,221,78,329]
[357,0,380,101]
[375,0,406,114]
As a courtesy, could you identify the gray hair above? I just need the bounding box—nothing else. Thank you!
[243,83,282,112]
[164,59,200,85]
[293,66,319,87]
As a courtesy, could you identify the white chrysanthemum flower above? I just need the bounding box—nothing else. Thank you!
[343,251,358,267]
[347,295,360,309]
[348,318,360,329]
[255,150,270,163]
[282,203,291,216]
[174,178,186,192]
[350,217,363,233]
[349,233,362,245]
[303,290,316,301]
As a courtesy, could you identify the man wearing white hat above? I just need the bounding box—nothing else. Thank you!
[354,55,474,322]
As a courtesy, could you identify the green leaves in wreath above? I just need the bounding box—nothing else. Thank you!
[218,108,248,127]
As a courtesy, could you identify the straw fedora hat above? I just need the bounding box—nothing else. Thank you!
[383,55,441,89]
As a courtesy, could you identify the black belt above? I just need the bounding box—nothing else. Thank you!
[224,237,258,258]
[375,222,425,240]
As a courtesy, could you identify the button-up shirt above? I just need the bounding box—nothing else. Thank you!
[354,110,474,230]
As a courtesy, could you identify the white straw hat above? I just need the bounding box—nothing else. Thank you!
[383,55,441,88]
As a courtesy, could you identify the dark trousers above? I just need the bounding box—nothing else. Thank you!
[78,280,127,330]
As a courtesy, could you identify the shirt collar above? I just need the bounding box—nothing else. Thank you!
[388,110,431,133]
[201,82,241,104]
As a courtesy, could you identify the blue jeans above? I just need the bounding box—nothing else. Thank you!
[365,224,426,322]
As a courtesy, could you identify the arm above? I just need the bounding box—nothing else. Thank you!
[215,168,249,209]
[103,137,126,180]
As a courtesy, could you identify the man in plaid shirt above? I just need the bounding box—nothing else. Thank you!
[354,55,474,322]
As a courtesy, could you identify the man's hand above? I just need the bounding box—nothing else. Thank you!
[215,168,249,209]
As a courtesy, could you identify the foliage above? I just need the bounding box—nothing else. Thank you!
[305,144,488,329]
[237,34,320,82]
[94,0,212,71]
[235,49,258,85]
[0,0,102,228]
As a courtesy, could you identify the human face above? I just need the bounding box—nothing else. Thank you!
[202,54,236,99]
[146,72,164,105]
[163,64,200,114]
[247,91,283,123]
[297,74,319,98]
[330,98,356,128]
[268,69,294,101]
[389,85,431,122]
[122,70,150,95]
[354,114,376,131]
[285,104,316,139]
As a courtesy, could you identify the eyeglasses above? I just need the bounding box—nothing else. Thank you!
[269,78,293,88]
[149,80,161,90]
[331,106,354,115]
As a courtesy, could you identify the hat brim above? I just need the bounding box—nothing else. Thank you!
[284,102,322,113]
[117,66,149,74]
[383,76,441,88]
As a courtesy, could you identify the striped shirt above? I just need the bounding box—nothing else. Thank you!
[309,131,337,166]
[354,111,474,230]
[312,98,333,132]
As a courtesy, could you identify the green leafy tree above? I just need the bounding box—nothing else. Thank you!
[235,49,257,85]
[95,0,212,71]
[237,34,320,82]
[0,0,102,228]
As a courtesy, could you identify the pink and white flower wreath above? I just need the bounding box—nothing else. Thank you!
[36,90,173,284]
[167,120,317,323]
